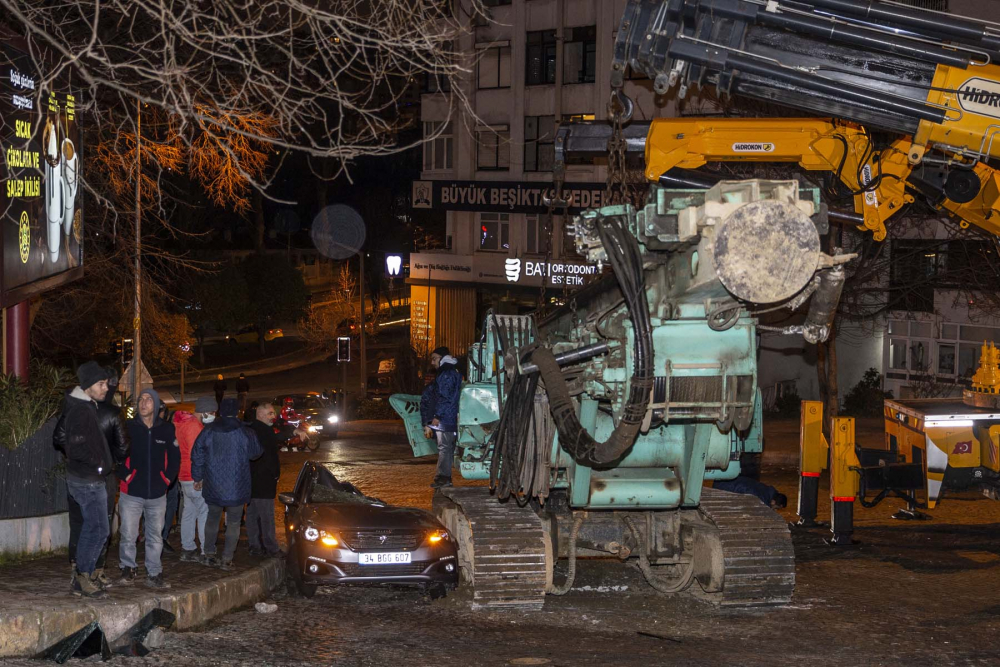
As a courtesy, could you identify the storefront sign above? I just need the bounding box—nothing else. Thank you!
[412,180,608,214]
[410,252,603,288]
[2,40,84,306]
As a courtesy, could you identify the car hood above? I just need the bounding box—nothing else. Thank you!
[302,503,441,531]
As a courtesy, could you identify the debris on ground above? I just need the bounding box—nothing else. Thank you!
[255,602,278,614]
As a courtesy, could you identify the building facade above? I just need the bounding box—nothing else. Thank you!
[409,0,688,356]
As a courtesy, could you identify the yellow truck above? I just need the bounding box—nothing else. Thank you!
[799,343,1000,544]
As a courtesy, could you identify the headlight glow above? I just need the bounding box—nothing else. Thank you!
[328,415,339,424]
[308,425,320,433]
[321,533,338,547]
[428,531,449,544]
[304,527,319,541]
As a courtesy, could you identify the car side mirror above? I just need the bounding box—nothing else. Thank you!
[278,492,297,507]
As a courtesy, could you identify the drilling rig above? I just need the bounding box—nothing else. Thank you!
[393,0,1000,609]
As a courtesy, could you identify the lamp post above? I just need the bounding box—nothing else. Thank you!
[131,100,142,406]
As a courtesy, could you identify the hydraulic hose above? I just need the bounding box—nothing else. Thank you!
[547,515,584,595]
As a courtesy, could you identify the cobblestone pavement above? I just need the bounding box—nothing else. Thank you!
[4,424,1000,666]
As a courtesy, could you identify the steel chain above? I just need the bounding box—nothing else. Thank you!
[606,88,632,206]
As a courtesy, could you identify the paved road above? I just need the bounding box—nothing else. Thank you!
[5,433,1000,666]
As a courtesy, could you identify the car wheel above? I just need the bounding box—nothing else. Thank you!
[285,545,317,599]
[305,437,320,452]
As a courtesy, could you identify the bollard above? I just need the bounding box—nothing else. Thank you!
[797,401,828,527]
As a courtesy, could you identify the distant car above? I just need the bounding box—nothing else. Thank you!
[279,461,459,597]
[226,325,284,345]
[274,392,340,442]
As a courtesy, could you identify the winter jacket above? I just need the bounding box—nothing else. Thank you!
[120,417,180,499]
[96,402,130,469]
[236,378,250,394]
[433,356,462,431]
[191,416,263,507]
[419,383,437,427]
[53,387,114,482]
[713,476,779,506]
[248,420,281,499]
[173,411,204,482]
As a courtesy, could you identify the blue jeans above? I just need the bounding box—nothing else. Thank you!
[66,479,110,576]
[118,492,167,577]
[162,482,180,540]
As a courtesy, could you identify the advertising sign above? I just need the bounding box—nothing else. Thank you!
[1,40,84,306]
[409,252,603,288]
[412,179,608,214]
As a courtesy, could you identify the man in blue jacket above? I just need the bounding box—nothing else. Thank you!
[191,398,263,570]
[428,346,462,489]
[118,388,179,589]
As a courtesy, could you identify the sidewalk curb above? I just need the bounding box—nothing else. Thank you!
[156,350,327,385]
[0,558,284,658]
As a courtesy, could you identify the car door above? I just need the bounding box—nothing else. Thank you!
[283,464,314,539]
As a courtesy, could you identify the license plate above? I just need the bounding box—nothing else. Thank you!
[359,551,412,565]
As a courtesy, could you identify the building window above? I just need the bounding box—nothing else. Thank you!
[563,26,597,84]
[422,72,452,93]
[477,127,510,171]
[526,30,557,86]
[524,116,556,172]
[959,343,981,377]
[889,339,907,370]
[937,343,956,375]
[422,121,453,171]
[909,340,930,372]
[525,214,552,255]
[479,213,510,251]
[478,44,511,89]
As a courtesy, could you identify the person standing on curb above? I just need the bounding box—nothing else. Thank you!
[428,347,462,489]
[53,361,114,599]
[118,388,180,589]
[247,403,282,557]
[213,374,227,410]
[236,373,250,416]
[173,396,216,561]
[191,398,263,571]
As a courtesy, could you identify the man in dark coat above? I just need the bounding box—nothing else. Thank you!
[428,346,462,488]
[118,388,180,589]
[713,476,787,508]
[61,366,130,590]
[247,402,281,557]
[191,398,263,570]
[213,374,227,409]
[53,361,114,598]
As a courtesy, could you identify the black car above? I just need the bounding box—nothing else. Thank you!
[274,393,340,443]
[279,462,459,597]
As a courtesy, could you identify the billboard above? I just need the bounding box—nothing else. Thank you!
[1,39,84,306]
[411,179,608,214]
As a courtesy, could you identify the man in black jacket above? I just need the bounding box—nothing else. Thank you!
[53,361,114,599]
[118,388,180,589]
[62,367,130,589]
[247,402,281,557]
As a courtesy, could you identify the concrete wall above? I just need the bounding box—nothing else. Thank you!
[0,513,69,558]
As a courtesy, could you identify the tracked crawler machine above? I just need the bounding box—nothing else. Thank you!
[394,0,1000,608]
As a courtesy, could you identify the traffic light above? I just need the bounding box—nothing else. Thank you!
[110,339,123,357]
[122,338,135,365]
[337,336,350,362]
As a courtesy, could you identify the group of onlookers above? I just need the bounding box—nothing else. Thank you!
[55,362,281,599]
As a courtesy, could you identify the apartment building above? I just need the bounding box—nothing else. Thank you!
[408,0,685,355]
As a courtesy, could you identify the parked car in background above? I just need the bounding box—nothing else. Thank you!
[279,461,459,598]
[227,325,284,345]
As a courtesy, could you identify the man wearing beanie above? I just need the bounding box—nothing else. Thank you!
[172,396,217,561]
[427,346,462,489]
[118,387,180,588]
[192,398,263,570]
[53,361,115,598]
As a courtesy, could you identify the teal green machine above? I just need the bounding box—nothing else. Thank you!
[392,178,852,609]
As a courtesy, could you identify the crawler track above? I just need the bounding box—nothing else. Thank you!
[698,488,796,606]
[434,487,549,610]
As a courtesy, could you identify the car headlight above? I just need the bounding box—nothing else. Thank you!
[328,415,339,424]
[307,425,320,433]
[320,531,339,547]
[427,531,449,544]
[304,527,320,541]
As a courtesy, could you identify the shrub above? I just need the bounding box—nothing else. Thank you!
[0,361,72,450]
[770,387,802,418]
[843,367,893,417]
[356,398,400,421]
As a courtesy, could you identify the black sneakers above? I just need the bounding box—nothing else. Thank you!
[146,573,171,589]
[430,477,453,489]
[118,567,137,585]
[161,541,176,554]
[180,549,200,562]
